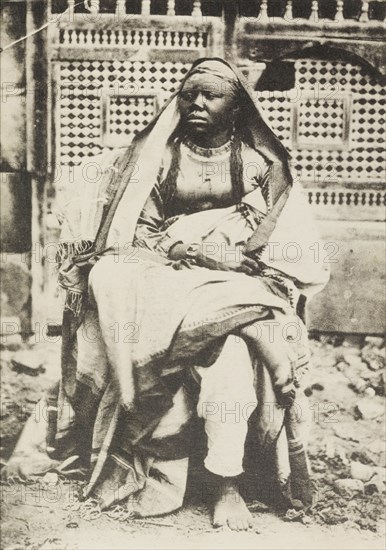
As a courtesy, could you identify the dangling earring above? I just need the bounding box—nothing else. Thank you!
[231,107,240,141]
[231,117,236,143]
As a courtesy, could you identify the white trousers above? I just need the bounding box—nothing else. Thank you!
[152,335,257,478]
[195,335,257,477]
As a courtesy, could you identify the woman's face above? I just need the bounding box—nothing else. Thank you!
[177,73,238,137]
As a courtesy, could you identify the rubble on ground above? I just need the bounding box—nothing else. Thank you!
[304,334,385,531]
[0,334,385,533]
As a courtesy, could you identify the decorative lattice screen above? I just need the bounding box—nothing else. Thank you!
[255,59,386,183]
[102,90,159,147]
[57,58,385,192]
[57,60,189,164]
[292,92,351,150]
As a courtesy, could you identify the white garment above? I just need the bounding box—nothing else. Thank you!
[151,335,257,478]
[196,336,257,477]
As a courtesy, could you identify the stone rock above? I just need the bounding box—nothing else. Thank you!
[338,359,372,387]
[368,439,385,455]
[364,474,384,495]
[350,461,374,482]
[364,336,385,349]
[336,361,348,372]
[351,378,367,393]
[351,449,377,466]
[342,353,363,368]
[361,344,385,371]
[334,478,364,497]
[248,501,270,513]
[380,371,385,395]
[311,382,324,391]
[42,472,59,485]
[334,423,360,443]
[319,335,342,347]
[10,349,45,376]
[367,358,384,372]
[366,372,385,397]
[65,520,79,529]
[323,440,349,464]
[335,349,360,365]
[325,438,335,458]
[301,515,313,525]
[284,508,305,521]
[364,387,376,397]
[355,399,385,420]
[374,467,386,483]
[343,335,365,348]
[357,363,374,380]
[336,446,349,465]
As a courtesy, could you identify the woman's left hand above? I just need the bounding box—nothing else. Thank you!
[198,245,260,275]
[169,242,260,275]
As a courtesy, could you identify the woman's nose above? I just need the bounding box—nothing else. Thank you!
[192,93,205,109]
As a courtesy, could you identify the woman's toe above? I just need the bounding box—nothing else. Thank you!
[238,519,247,531]
[228,518,239,531]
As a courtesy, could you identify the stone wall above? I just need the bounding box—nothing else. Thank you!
[1,2,31,342]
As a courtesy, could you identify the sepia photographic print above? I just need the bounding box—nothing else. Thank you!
[1,1,385,549]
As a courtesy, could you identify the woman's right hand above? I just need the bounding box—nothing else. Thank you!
[274,382,296,408]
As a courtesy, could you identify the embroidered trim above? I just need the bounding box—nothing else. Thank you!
[182,136,233,158]
[238,203,264,231]
[260,267,297,309]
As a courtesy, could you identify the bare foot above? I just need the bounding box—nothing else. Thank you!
[212,477,253,531]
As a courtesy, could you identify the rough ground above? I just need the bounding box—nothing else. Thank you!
[1,334,385,550]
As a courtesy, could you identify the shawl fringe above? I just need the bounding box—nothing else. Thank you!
[63,288,85,317]
[56,240,94,318]
[56,240,94,268]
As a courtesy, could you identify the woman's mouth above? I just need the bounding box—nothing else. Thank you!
[187,114,207,122]
[186,118,208,127]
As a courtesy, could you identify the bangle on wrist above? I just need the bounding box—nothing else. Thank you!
[186,242,201,265]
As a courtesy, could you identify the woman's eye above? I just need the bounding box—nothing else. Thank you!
[180,91,194,101]
[204,92,219,100]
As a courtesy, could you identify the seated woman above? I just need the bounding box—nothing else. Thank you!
[6,59,329,531]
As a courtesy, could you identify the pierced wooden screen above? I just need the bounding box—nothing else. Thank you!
[256,59,386,184]
[101,90,159,147]
[57,60,189,164]
[292,92,352,150]
[56,55,385,220]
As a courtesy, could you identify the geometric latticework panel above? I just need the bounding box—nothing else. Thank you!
[102,91,159,147]
[293,93,350,150]
[58,61,189,164]
[256,59,386,183]
[57,57,385,183]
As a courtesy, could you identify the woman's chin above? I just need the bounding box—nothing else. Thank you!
[186,123,208,135]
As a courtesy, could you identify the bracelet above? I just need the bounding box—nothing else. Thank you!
[186,242,201,265]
